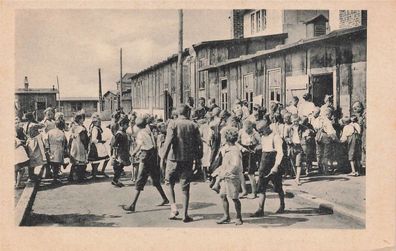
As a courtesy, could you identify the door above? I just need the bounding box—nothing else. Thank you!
[243,74,254,112]
[310,73,333,107]
[220,79,228,111]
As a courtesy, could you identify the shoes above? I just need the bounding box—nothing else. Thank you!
[295,179,301,186]
[183,216,193,223]
[234,218,243,226]
[347,172,359,177]
[275,206,285,214]
[239,192,248,199]
[111,181,124,187]
[250,210,264,218]
[211,186,220,194]
[122,205,135,212]
[169,210,179,220]
[157,199,169,206]
[216,216,230,224]
[247,194,257,199]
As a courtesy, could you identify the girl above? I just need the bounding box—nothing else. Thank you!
[198,113,213,181]
[88,113,109,179]
[24,112,46,182]
[45,114,68,183]
[340,116,361,176]
[126,112,140,183]
[111,114,130,187]
[213,127,243,225]
[69,112,89,182]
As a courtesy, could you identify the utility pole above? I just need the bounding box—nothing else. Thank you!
[56,76,60,111]
[118,48,122,110]
[98,68,103,111]
[177,9,183,104]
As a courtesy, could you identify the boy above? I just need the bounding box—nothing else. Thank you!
[122,117,169,212]
[340,116,361,176]
[251,116,285,217]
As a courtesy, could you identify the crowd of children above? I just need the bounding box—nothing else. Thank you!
[14,93,366,225]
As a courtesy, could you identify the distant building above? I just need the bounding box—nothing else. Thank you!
[15,76,58,121]
[58,97,98,118]
[116,73,136,114]
[102,90,118,119]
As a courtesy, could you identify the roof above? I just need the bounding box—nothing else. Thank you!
[15,88,58,94]
[58,97,98,101]
[117,73,136,83]
[129,48,190,80]
[192,33,288,50]
[199,26,366,71]
[103,90,118,97]
[304,14,329,24]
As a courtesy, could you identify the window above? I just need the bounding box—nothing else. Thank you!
[251,10,267,35]
[71,102,83,112]
[220,79,228,111]
[256,11,261,32]
[199,70,207,89]
[314,23,326,36]
[268,68,282,103]
[243,74,254,112]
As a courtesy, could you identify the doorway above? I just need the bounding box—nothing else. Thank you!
[310,73,333,107]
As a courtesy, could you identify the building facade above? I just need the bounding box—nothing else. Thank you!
[128,9,366,119]
[58,97,98,118]
[15,77,58,121]
[102,90,118,120]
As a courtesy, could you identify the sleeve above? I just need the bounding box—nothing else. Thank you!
[274,135,284,167]
[91,127,99,144]
[135,131,144,147]
[194,124,203,160]
[340,126,353,143]
[79,130,90,150]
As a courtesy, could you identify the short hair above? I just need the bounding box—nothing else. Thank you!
[220,110,231,120]
[199,97,205,102]
[293,96,299,102]
[212,107,221,117]
[303,93,311,101]
[135,116,147,129]
[223,127,239,144]
[55,119,65,130]
[118,114,130,126]
[210,98,216,103]
[291,113,300,122]
[243,119,254,128]
[177,104,191,117]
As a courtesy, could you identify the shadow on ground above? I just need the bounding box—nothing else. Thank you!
[25,212,121,227]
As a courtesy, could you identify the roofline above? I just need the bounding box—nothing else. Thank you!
[58,97,98,101]
[304,14,329,24]
[129,49,190,80]
[192,33,288,50]
[15,89,59,94]
[199,26,366,71]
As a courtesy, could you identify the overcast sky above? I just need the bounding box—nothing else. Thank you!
[15,9,231,97]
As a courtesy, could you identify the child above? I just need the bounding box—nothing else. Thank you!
[88,113,109,179]
[15,117,28,189]
[45,114,68,183]
[126,114,140,183]
[156,122,167,183]
[110,114,130,187]
[286,114,305,186]
[340,116,361,176]
[69,112,89,182]
[300,116,316,176]
[122,117,169,212]
[238,120,261,199]
[198,113,213,181]
[213,127,243,225]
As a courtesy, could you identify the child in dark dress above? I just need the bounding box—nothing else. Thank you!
[111,115,130,187]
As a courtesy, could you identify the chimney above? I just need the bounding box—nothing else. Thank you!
[24,76,29,90]
[52,85,55,90]
[230,10,245,39]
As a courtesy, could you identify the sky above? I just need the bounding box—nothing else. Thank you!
[15,9,231,97]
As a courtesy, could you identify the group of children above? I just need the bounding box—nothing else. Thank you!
[14,107,111,188]
[14,95,366,225]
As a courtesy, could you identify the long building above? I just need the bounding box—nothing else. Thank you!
[126,9,366,119]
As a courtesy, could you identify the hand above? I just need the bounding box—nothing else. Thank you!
[264,167,278,178]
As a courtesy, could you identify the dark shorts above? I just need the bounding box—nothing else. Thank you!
[165,160,193,191]
[291,144,305,167]
[257,151,283,194]
[135,149,161,191]
[241,149,260,175]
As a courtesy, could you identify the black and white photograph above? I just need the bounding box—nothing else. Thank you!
[3,0,396,249]
[12,8,369,229]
